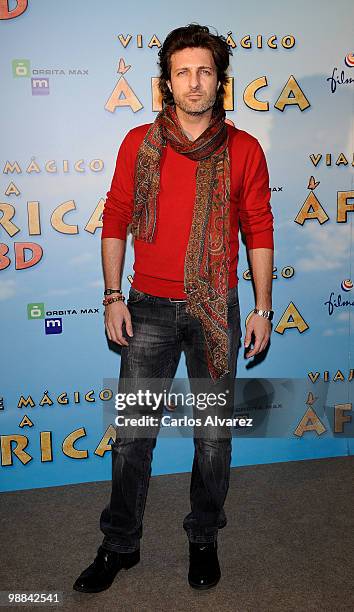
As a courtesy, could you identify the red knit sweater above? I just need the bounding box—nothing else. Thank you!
[101,123,274,298]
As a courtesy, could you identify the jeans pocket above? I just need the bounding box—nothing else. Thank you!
[127,286,147,304]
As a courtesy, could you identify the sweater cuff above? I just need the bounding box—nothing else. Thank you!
[246,229,274,250]
[101,223,128,240]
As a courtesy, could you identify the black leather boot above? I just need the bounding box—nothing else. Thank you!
[73,545,140,593]
[188,541,221,589]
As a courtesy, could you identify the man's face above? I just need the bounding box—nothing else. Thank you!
[167,47,219,116]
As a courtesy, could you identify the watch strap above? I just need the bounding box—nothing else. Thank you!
[254,308,274,321]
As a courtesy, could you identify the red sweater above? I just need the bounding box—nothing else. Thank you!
[101,123,274,298]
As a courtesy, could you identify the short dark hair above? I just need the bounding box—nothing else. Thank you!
[158,24,232,110]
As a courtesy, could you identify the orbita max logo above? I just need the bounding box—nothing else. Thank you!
[11,57,88,96]
[12,59,30,77]
[27,303,62,335]
[27,302,100,334]
[12,58,50,95]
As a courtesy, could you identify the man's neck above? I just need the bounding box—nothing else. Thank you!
[175,105,213,141]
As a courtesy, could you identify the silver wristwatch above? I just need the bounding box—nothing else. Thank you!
[253,308,274,321]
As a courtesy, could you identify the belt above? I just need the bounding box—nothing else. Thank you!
[168,297,187,303]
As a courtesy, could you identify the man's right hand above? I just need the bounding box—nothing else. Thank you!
[104,301,134,346]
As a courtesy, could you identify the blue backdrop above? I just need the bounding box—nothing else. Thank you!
[1,0,353,491]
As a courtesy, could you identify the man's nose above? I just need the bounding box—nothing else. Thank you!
[189,71,200,90]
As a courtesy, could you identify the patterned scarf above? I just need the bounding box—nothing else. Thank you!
[131,104,231,381]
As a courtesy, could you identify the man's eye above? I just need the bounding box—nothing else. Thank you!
[177,71,186,76]
[201,70,211,75]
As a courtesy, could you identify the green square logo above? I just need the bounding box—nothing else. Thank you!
[12,59,31,78]
[27,303,45,320]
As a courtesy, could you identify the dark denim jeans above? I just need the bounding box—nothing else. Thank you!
[100,285,242,553]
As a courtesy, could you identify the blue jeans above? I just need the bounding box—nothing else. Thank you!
[100,285,242,552]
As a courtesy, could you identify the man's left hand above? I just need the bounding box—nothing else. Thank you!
[244,313,271,358]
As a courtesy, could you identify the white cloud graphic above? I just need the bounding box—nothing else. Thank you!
[295,223,351,272]
[44,288,73,297]
[88,279,103,288]
[69,252,94,265]
[0,279,16,301]
[337,311,351,322]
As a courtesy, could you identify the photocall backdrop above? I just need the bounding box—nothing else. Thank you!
[1,0,353,492]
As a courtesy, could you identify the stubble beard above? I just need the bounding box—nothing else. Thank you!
[173,91,217,116]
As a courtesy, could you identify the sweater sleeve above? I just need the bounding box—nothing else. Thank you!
[101,132,135,240]
[238,139,274,250]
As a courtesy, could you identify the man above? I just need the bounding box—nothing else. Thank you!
[73,24,274,593]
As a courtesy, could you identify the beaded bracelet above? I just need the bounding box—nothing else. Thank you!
[102,295,125,306]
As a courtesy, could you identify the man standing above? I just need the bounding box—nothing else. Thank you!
[74,24,274,593]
